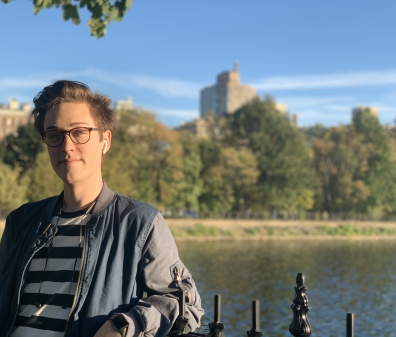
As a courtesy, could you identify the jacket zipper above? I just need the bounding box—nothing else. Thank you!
[5,222,54,336]
[31,223,52,247]
[64,222,89,336]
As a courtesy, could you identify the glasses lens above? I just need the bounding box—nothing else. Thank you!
[70,128,90,144]
[45,131,63,147]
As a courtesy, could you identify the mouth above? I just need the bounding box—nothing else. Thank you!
[60,159,81,164]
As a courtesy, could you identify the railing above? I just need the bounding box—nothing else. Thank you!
[169,273,355,337]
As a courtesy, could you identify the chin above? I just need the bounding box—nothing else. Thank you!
[56,171,83,185]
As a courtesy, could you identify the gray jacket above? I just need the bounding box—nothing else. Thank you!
[0,182,204,336]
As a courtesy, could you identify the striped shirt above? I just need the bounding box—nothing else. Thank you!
[10,208,91,337]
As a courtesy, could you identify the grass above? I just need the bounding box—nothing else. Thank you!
[170,222,396,239]
[317,224,396,236]
[171,224,235,238]
[3,222,395,241]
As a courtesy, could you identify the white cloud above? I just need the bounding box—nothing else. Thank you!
[79,68,201,98]
[0,69,202,99]
[324,104,353,112]
[276,95,353,110]
[145,107,199,119]
[0,77,48,89]
[252,70,396,91]
[297,109,351,126]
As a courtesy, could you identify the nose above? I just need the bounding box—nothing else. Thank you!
[61,132,76,152]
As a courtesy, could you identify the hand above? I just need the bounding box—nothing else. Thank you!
[93,320,122,337]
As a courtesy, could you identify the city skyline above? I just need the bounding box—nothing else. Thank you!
[1,1,396,127]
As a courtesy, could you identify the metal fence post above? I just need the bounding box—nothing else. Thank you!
[247,300,263,337]
[289,273,311,337]
[207,295,224,337]
[346,313,354,337]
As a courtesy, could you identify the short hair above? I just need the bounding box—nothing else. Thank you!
[32,80,114,138]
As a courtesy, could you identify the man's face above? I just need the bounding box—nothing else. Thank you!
[43,102,111,186]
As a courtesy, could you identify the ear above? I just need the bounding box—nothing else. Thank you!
[102,130,112,154]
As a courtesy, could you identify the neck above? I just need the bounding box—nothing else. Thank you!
[62,178,103,212]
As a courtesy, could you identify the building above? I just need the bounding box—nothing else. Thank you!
[114,96,133,111]
[0,99,32,139]
[275,102,288,114]
[352,106,378,120]
[175,119,208,139]
[200,63,256,118]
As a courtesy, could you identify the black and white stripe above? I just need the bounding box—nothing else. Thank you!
[10,208,91,337]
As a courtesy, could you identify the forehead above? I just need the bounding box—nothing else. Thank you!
[43,102,96,130]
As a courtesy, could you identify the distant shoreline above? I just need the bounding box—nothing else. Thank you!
[3,218,396,240]
[166,218,396,240]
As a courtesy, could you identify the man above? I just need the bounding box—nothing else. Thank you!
[0,80,204,337]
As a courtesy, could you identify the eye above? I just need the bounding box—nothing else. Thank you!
[47,132,62,140]
[72,128,89,137]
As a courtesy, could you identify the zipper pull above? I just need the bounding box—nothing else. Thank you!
[32,223,52,247]
[173,266,181,281]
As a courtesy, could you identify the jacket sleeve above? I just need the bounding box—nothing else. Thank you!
[121,213,204,337]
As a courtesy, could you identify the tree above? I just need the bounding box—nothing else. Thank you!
[312,126,371,213]
[26,150,63,202]
[0,161,29,216]
[198,139,259,213]
[1,123,44,175]
[198,139,233,213]
[177,132,202,212]
[0,0,133,38]
[103,109,196,212]
[229,97,316,211]
[301,124,328,147]
[352,109,396,214]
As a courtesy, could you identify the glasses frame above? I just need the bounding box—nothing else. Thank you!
[42,127,100,147]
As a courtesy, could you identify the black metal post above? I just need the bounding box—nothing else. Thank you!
[289,273,311,337]
[214,294,220,323]
[179,289,186,316]
[168,291,189,337]
[252,300,259,331]
[346,313,354,337]
[208,295,225,337]
[247,300,263,337]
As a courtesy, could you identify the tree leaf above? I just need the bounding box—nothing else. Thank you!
[62,4,80,25]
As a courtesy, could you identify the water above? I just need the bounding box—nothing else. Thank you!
[177,239,396,337]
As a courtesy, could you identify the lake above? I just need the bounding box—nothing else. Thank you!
[177,239,396,337]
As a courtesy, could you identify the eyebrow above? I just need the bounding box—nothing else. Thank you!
[44,122,91,131]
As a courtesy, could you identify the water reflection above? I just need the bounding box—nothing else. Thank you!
[178,239,396,337]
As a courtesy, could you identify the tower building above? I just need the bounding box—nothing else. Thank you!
[200,63,256,118]
[352,106,379,120]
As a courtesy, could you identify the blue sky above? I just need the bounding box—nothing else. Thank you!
[1,1,396,127]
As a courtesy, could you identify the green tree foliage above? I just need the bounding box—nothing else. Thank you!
[0,161,28,215]
[312,126,371,213]
[103,109,201,212]
[178,132,202,211]
[26,150,63,202]
[4,102,396,217]
[352,109,396,214]
[1,123,44,174]
[0,0,133,38]
[229,97,316,211]
[198,139,232,213]
[198,138,259,213]
[301,124,328,147]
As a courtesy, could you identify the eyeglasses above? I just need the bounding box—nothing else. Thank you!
[43,127,100,147]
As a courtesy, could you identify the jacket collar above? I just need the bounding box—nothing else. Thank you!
[42,181,115,224]
[91,181,116,216]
